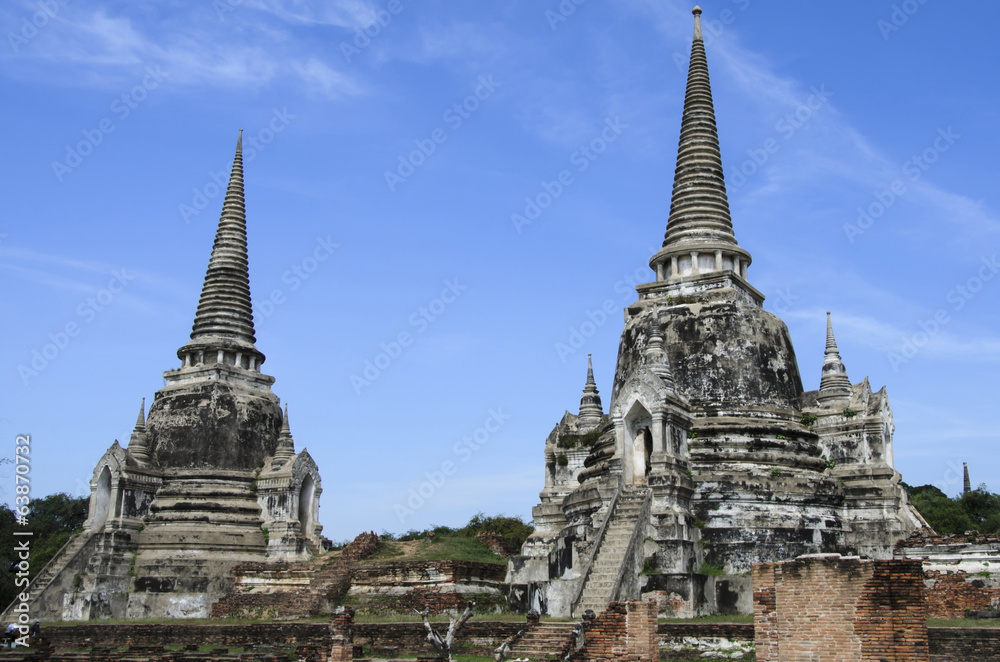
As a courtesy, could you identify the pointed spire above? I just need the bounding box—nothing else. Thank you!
[128,398,151,464]
[271,403,295,469]
[963,462,971,494]
[178,130,264,368]
[578,354,604,427]
[818,312,852,404]
[648,7,752,286]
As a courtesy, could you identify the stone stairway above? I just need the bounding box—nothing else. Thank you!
[574,486,649,617]
[0,530,96,621]
[507,621,579,660]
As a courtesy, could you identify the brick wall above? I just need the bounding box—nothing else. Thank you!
[928,627,1000,662]
[569,600,658,662]
[753,554,929,662]
[924,570,1000,619]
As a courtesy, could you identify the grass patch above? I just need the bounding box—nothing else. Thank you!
[929,618,1000,628]
[659,613,754,624]
[363,536,507,565]
[354,612,573,624]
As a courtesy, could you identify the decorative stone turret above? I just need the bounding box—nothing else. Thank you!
[817,312,852,405]
[578,355,604,428]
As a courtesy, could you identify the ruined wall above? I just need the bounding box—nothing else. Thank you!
[570,599,658,662]
[924,570,1000,619]
[753,554,928,662]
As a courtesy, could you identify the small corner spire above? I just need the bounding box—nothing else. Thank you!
[818,312,852,404]
[280,402,290,435]
[128,398,151,464]
[579,354,604,428]
[645,327,676,388]
[272,403,295,468]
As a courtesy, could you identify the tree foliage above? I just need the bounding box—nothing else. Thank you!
[905,483,1000,536]
[0,493,88,609]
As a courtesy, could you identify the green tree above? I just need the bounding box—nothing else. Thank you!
[906,483,1000,536]
[960,485,1000,534]
[27,493,88,576]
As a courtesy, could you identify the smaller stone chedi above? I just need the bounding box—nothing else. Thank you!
[7,132,324,621]
[507,7,925,618]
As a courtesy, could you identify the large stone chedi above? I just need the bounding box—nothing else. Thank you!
[507,8,923,619]
[12,133,324,621]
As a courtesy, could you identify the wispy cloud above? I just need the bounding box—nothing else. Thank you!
[248,0,378,28]
[0,6,361,98]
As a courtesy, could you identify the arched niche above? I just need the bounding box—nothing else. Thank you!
[623,400,653,485]
[298,473,315,538]
[90,466,113,532]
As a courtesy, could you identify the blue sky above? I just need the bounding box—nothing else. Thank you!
[1,0,997,541]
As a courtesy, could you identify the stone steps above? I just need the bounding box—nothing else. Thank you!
[572,487,650,618]
[507,621,578,659]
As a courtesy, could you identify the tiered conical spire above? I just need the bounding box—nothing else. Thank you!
[663,6,736,248]
[128,398,151,464]
[963,463,971,494]
[818,312,852,404]
[271,404,295,469]
[578,355,604,427]
[178,131,265,368]
[649,7,752,285]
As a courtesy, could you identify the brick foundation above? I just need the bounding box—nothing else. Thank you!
[17,620,1000,661]
[753,554,929,662]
